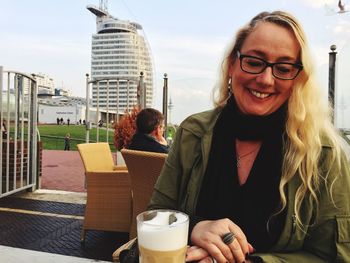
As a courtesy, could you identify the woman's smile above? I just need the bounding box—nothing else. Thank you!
[248,88,272,99]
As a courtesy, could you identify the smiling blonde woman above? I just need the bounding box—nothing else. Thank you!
[149,10,350,263]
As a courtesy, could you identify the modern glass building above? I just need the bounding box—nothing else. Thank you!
[87,4,154,111]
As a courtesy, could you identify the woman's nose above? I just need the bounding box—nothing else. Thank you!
[256,67,274,87]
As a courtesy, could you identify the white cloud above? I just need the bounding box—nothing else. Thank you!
[0,33,91,96]
[149,35,229,123]
[332,19,350,35]
[0,34,90,57]
[312,45,330,67]
[151,35,227,55]
[299,0,335,8]
[150,34,228,84]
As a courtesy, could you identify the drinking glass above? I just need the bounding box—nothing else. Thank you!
[137,209,189,263]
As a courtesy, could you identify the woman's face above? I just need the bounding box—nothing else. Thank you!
[229,22,301,116]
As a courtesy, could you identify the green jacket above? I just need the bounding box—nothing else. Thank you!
[149,108,350,263]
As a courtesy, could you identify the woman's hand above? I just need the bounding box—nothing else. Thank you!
[186,246,255,263]
[190,218,254,263]
[186,246,209,262]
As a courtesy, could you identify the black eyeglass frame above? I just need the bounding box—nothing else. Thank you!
[236,51,303,80]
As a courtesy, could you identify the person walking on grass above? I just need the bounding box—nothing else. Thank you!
[2,121,7,139]
[64,133,71,151]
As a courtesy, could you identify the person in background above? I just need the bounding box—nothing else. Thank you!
[64,133,71,151]
[128,108,169,153]
[149,10,350,263]
[67,118,70,126]
[2,121,7,139]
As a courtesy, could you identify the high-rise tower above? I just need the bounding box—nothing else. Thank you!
[87,2,153,111]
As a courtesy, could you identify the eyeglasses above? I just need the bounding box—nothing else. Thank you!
[236,51,303,80]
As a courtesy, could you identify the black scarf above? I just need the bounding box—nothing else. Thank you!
[222,95,287,140]
[196,95,287,251]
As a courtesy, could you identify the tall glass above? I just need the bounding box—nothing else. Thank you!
[137,209,189,263]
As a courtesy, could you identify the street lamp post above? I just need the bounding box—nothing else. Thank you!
[162,73,168,136]
[328,44,337,125]
[85,73,90,143]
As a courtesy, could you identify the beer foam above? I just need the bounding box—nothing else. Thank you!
[138,211,189,251]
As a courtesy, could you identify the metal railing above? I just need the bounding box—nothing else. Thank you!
[1,67,38,198]
[84,73,147,143]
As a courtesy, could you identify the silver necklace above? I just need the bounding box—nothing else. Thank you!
[236,146,260,168]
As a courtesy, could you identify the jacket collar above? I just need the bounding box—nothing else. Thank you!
[180,107,223,138]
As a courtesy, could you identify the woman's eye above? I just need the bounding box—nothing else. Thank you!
[246,59,264,68]
[275,64,292,73]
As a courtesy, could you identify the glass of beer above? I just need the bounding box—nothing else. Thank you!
[137,209,189,263]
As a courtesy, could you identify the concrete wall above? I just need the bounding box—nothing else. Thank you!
[37,104,112,125]
[38,104,85,124]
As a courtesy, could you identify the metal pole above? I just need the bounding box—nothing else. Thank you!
[139,72,145,109]
[13,75,19,190]
[127,79,130,112]
[137,74,141,108]
[143,81,147,109]
[116,79,119,123]
[96,81,100,142]
[162,73,168,136]
[106,79,109,143]
[0,66,3,191]
[6,73,10,192]
[85,74,90,143]
[168,97,173,125]
[328,45,337,125]
[31,76,38,190]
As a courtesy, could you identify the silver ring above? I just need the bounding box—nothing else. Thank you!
[222,232,235,245]
[211,257,217,263]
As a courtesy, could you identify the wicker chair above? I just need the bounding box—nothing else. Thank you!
[121,148,167,239]
[77,142,132,243]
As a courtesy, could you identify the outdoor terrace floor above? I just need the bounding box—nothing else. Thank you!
[0,150,127,262]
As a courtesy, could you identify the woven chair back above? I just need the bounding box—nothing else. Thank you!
[77,142,115,172]
[121,148,167,238]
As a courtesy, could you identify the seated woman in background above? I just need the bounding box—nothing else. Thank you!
[128,108,169,154]
[149,10,350,263]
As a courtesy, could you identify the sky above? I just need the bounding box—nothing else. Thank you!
[1,0,350,127]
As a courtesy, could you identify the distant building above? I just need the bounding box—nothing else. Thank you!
[87,3,154,111]
[38,95,86,107]
[38,104,117,125]
[38,104,85,124]
[37,93,118,125]
[17,73,55,97]
[19,73,71,100]
[54,87,71,97]
[36,73,55,97]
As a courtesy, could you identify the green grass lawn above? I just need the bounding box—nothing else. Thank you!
[38,124,115,151]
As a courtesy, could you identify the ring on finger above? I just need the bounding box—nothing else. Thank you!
[211,257,217,263]
[221,232,236,245]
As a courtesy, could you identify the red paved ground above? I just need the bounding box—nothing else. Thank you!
[41,150,86,192]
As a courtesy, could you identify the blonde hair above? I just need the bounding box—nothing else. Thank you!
[213,11,342,227]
